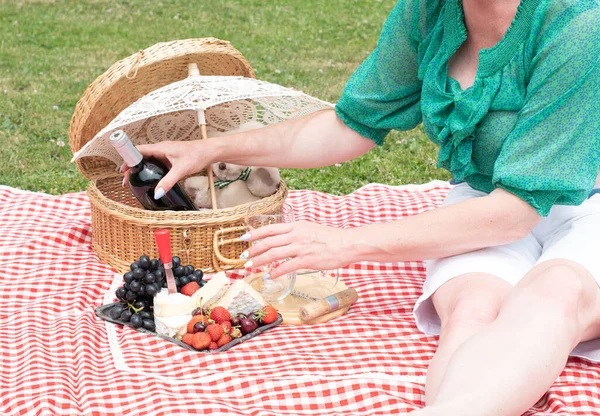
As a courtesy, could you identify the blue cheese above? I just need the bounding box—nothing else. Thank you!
[216,279,266,316]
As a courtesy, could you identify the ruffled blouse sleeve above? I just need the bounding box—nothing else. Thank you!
[492,5,600,216]
[335,0,441,145]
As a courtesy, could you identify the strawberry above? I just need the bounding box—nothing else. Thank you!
[217,334,233,347]
[206,323,224,342]
[221,321,232,333]
[182,333,194,346]
[210,306,231,324]
[187,315,209,334]
[191,332,211,350]
[180,281,200,297]
[230,327,242,338]
[258,305,278,324]
[208,341,219,350]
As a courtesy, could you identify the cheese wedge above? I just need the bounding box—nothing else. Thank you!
[216,279,266,316]
[192,272,230,309]
[155,314,189,339]
[154,290,198,318]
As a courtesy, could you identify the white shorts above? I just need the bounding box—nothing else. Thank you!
[413,183,600,361]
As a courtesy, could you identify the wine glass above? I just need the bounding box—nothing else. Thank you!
[244,202,296,301]
[295,268,340,292]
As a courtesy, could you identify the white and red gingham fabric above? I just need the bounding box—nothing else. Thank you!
[1,182,600,415]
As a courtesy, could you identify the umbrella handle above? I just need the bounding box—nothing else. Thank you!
[188,63,200,76]
[187,63,217,209]
[200,123,218,210]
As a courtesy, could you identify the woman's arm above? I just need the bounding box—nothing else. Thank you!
[346,188,540,262]
[243,188,541,278]
[135,109,375,194]
[213,109,375,169]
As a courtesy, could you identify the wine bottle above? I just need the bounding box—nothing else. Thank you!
[109,130,198,211]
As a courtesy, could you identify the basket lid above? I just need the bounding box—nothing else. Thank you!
[68,38,255,180]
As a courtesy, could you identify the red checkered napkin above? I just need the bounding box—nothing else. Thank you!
[1,183,599,415]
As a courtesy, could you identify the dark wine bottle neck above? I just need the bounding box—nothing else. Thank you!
[110,130,143,167]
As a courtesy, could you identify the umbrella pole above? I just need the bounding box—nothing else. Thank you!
[200,123,218,210]
[188,63,218,210]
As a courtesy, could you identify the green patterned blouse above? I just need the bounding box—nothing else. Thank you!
[335,0,600,216]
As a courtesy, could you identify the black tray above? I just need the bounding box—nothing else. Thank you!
[95,302,283,353]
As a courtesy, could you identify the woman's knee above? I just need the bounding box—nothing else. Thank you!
[433,273,511,333]
[515,260,593,319]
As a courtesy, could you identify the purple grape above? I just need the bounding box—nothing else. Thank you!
[130,280,141,292]
[109,304,125,319]
[115,287,127,301]
[130,262,140,271]
[131,300,143,309]
[132,268,145,280]
[145,283,159,296]
[173,266,185,277]
[139,255,151,270]
[130,313,143,328]
[144,273,156,284]
[150,259,160,270]
[120,309,132,322]
[142,319,155,331]
[184,265,194,276]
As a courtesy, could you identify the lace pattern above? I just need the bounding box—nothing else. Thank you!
[72,75,333,167]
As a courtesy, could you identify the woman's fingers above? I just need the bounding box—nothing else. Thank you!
[242,233,293,259]
[136,143,172,168]
[245,223,294,242]
[244,244,296,270]
[122,169,131,188]
[154,164,187,198]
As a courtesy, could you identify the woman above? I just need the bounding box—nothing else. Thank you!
[129,0,600,414]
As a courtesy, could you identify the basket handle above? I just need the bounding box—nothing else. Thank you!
[213,226,248,270]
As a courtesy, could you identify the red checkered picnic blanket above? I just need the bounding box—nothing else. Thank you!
[1,182,599,415]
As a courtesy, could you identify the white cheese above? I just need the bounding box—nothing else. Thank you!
[154,289,198,318]
[191,272,230,309]
[155,314,189,339]
[216,279,266,316]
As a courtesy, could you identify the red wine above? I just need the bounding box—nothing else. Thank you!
[110,130,198,211]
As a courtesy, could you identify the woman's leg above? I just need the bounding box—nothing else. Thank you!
[416,259,600,416]
[425,273,512,404]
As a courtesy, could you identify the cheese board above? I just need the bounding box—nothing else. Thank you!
[95,303,282,353]
[245,270,358,325]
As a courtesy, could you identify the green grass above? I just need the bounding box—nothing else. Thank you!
[0,0,450,195]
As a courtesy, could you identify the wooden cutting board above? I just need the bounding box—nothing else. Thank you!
[245,271,353,325]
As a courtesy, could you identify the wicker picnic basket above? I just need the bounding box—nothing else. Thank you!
[68,38,288,274]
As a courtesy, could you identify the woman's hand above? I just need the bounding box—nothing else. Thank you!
[122,140,211,198]
[239,221,353,279]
